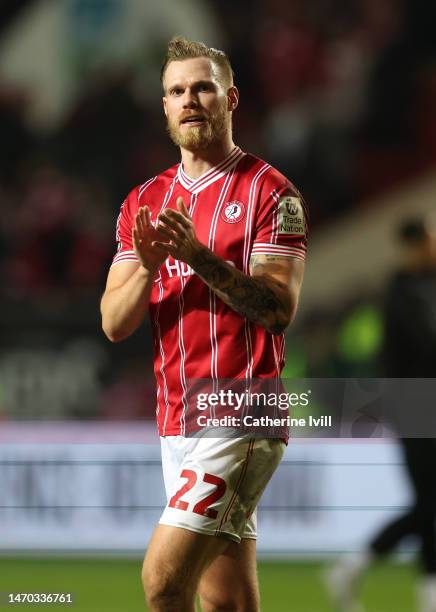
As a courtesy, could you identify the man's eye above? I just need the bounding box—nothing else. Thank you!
[172,89,183,96]
[198,85,210,92]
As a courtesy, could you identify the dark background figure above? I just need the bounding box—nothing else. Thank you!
[327,215,436,612]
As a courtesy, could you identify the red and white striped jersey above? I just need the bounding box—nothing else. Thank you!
[112,147,308,435]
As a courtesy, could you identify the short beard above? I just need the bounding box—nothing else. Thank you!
[167,104,230,151]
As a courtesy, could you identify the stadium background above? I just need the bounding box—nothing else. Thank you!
[0,0,436,609]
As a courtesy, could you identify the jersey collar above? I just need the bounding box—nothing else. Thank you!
[177,146,245,194]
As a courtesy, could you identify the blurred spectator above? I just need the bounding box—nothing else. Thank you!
[4,163,113,296]
[327,215,436,612]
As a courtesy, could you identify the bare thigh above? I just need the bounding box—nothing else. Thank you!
[198,538,259,612]
[142,524,230,612]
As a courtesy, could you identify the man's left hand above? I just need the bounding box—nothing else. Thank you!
[153,197,203,265]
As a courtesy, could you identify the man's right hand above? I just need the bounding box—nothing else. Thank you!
[132,206,167,274]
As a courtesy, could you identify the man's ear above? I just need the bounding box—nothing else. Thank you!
[227,86,239,112]
[162,96,168,117]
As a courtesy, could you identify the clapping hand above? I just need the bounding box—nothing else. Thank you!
[153,197,203,266]
[132,206,167,274]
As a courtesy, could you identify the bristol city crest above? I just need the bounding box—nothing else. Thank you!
[221,201,246,224]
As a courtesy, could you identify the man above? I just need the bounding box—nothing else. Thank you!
[101,37,307,612]
[327,216,436,612]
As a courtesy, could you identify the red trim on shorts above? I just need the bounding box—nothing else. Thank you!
[215,438,255,536]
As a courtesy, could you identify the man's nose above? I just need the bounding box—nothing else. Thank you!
[182,88,198,107]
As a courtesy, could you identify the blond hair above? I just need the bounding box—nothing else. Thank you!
[161,36,234,89]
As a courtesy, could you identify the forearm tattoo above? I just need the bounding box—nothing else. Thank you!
[191,248,290,334]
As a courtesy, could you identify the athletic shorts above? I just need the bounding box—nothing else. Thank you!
[159,434,285,543]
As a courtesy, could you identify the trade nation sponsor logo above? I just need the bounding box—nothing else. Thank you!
[278,195,306,235]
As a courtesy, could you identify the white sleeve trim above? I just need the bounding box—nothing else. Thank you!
[111,249,139,267]
[251,242,306,260]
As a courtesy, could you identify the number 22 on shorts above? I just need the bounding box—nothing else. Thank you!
[169,469,227,518]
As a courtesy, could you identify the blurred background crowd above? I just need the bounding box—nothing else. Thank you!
[0,0,436,421]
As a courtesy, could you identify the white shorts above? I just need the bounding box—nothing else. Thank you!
[159,434,285,543]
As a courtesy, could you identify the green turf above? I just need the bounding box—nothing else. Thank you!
[258,560,416,612]
[0,558,417,611]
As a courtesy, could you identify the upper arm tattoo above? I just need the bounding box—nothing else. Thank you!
[249,254,291,277]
